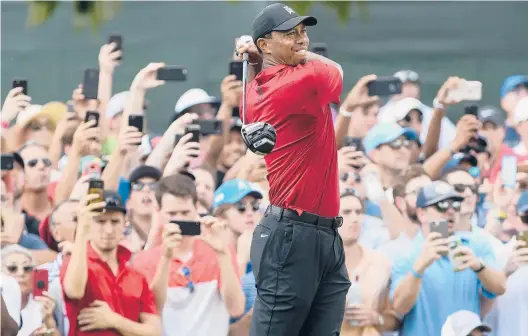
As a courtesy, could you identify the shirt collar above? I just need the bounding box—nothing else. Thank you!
[87,242,132,265]
[254,64,290,85]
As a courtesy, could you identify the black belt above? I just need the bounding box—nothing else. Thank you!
[267,205,343,229]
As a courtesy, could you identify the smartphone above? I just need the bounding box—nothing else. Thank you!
[12,78,28,95]
[310,43,328,57]
[447,80,482,101]
[32,269,49,297]
[108,34,123,60]
[128,115,144,133]
[501,155,518,188]
[343,136,364,152]
[174,134,183,147]
[185,124,201,143]
[517,231,528,246]
[157,66,187,81]
[84,110,99,127]
[171,220,201,236]
[429,219,449,239]
[1,154,14,171]
[464,105,479,117]
[87,179,104,210]
[229,61,243,81]
[83,68,100,100]
[193,119,222,136]
[367,77,402,96]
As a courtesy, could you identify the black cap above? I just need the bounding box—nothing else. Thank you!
[102,190,126,214]
[129,165,162,185]
[252,3,317,42]
[416,181,463,208]
[478,105,506,127]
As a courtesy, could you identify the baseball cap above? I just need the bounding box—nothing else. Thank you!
[252,3,317,42]
[378,97,423,124]
[393,70,420,83]
[213,178,263,211]
[129,165,162,185]
[16,102,67,129]
[500,74,528,99]
[363,123,419,154]
[106,91,129,119]
[441,310,491,336]
[517,191,528,213]
[478,105,505,127]
[513,96,528,125]
[102,190,127,214]
[416,181,463,208]
[174,88,220,116]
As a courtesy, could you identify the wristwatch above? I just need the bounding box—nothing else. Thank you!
[474,258,486,273]
[377,313,385,327]
[339,106,353,117]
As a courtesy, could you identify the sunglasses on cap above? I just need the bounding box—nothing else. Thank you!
[131,181,158,191]
[453,184,478,194]
[6,264,34,274]
[27,158,52,168]
[235,201,260,213]
[432,199,462,213]
[385,139,411,150]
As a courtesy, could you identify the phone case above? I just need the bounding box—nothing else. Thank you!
[1,155,14,171]
[172,221,201,236]
[157,67,187,81]
[32,269,49,297]
[83,69,100,100]
[367,77,402,97]
[128,115,144,133]
[429,220,449,239]
[501,155,517,188]
[447,81,482,101]
[185,125,201,143]
[88,180,104,209]
[85,111,99,127]
[229,61,243,81]
[108,34,122,60]
[12,79,28,95]
[193,119,222,136]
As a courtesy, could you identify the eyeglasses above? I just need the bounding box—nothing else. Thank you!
[453,184,478,194]
[27,158,52,168]
[6,265,34,274]
[386,139,411,150]
[131,181,158,191]
[181,266,195,293]
[26,121,52,131]
[235,201,260,213]
[433,200,462,213]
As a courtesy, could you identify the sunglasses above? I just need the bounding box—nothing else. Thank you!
[132,181,158,191]
[235,201,260,213]
[6,265,34,274]
[181,266,195,293]
[386,139,410,150]
[27,158,52,168]
[519,213,528,224]
[26,122,52,131]
[453,184,478,194]
[433,200,462,213]
[403,112,423,124]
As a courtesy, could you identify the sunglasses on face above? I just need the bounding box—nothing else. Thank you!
[433,200,462,213]
[519,213,528,224]
[6,265,34,274]
[235,201,260,213]
[27,158,52,168]
[26,122,52,131]
[386,139,410,150]
[132,181,158,191]
[403,112,423,124]
[181,266,195,293]
[453,184,478,194]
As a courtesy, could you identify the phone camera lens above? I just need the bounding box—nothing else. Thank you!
[37,280,45,289]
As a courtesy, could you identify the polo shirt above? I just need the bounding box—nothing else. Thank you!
[132,240,240,336]
[245,61,342,217]
[390,231,498,336]
[60,243,157,336]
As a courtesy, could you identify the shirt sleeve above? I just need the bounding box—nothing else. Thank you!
[389,255,414,301]
[139,275,158,315]
[309,60,343,106]
[18,233,49,250]
[474,238,499,299]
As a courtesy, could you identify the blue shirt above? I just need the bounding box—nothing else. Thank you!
[390,231,498,336]
[230,271,257,324]
[504,126,520,148]
[19,232,48,250]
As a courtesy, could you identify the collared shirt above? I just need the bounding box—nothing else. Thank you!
[390,231,498,336]
[132,240,239,336]
[245,61,343,217]
[60,243,157,336]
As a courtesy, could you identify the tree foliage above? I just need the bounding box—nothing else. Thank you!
[25,1,367,30]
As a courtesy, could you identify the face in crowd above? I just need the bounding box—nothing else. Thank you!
[338,194,364,245]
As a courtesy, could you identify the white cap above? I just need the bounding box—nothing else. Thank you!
[441,310,491,336]
[514,96,528,125]
[378,97,423,124]
[394,70,420,83]
[106,91,129,119]
[174,88,220,115]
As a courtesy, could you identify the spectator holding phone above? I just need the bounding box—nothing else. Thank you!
[61,191,161,336]
[499,75,528,147]
[132,174,244,336]
[391,181,506,336]
[2,245,59,336]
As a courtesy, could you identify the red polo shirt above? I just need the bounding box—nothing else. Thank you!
[60,243,157,336]
[245,61,342,217]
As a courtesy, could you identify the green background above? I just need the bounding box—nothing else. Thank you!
[2,1,527,133]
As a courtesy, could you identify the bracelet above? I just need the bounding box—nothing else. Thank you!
[433,98,445,110]
[339,106,353,117]
[475,259,486,273]
[411,268,423,279]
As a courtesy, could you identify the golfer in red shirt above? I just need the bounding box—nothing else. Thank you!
[237,3,350,335]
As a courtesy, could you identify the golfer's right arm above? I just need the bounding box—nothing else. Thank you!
[305,51,343,78]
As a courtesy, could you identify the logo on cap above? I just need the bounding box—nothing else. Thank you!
[283,5,295,15]
[434,182,452,195]
[480,109,494,118]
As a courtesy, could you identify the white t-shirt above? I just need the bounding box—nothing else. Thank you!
[0,274,22,327]
[18,296,44,336]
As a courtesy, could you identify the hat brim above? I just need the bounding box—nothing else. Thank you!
[104,206,127,214]
[274,16,317,32]
[174,96,221,114]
